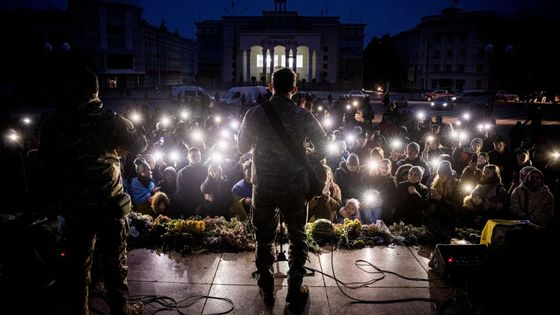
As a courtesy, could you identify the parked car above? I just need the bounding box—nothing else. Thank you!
[495,90,520,103]
[346,90,369,107]
[453,90,490,107]
[170,85,209,101]
[430,96,455,110]
[346,90,367,98]
[422,89,454,101]
[390,94,408,108]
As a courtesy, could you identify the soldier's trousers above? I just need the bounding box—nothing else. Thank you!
[252,185,308,287]
[64,215,129,315]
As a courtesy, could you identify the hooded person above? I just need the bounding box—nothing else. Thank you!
[519,166,538,185]
[427,161,461,228]
[460,152,488,187]
[463,164,508,227]
[510,168,554,227]
[396,142,431,184]
[130,158,159,213]
[395,163,413,183]
[437,160,453,177]
[56,66,101,112]
[394,165,429,225]
[157,166,177,200]
[150,190,171,215]
[509,149,534,193]
[334,153,363,201]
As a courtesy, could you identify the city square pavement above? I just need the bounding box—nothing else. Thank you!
[86,244,554,315]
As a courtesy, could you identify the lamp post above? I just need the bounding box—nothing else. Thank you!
[226,1,248,83]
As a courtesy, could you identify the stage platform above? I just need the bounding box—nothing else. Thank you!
[85,245,555,314]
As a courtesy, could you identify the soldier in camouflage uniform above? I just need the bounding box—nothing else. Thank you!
[39,67,146,315]
[237,68,328,310]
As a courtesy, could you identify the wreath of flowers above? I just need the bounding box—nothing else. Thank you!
[127,212,479,255]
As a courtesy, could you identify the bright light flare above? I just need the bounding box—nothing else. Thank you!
[130,112,142,123]
[552,152,560,159]
[211,152,224,163]
[345,104,351,111]
[322,117,333,128]
[327,142,338,155]
[416,111,426,120]
[153,151,164,161]
[352,100,359,107]
[427,135,435,143]
[459,131,468,141]
[229,119,240,130]
[345,134,356,143]
[6,130,19,142]
[220,129,230,139]
[169,151,180,162]
[160,116,171,127]
[180,110,189,120]
[390,139,402,149]
[317,105,324,111]
[430,158,440,168]
[22,117,32,125]
[367,160,379,170]
[450,131,458,139]
[462,113,471,121]
[463,184,474,193]
[214,115,222,124]
[363,192,377,204]
[456,120,462,126]
[191,130,204,141]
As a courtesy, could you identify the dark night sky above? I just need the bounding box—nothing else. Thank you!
[4,0,557,43]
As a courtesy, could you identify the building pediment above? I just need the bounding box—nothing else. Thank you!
[260,37,297,47]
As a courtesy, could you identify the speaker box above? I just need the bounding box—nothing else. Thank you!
[429,244,488,280]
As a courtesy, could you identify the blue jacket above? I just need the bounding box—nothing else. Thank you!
[130,177,155,206]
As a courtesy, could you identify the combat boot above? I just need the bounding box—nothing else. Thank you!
[257,273,275,307]
[286,284,309,312]
[110,302,144,315]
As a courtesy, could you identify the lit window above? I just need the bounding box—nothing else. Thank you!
[256,54,282,67]
[279,55,303,68]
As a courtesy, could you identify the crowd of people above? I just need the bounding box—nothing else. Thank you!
[2,84,559,234]
[2,65,560,313]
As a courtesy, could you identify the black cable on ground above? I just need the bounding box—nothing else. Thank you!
[89,291,234,315]
[303,238,440,306]
[129,294,234,315]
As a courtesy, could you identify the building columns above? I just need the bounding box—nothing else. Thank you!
[307,49,313,81]
[312,49,317,80]
[237,48,244,83]
[292,47,298,73]
[270,47,275,76]
[262,47,267,82]
[246,48,251,82]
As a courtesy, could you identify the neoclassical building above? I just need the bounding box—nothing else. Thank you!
[196,0,365,88]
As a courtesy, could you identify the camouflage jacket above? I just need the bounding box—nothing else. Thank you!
[40,101,147,215]
[237,94,328,188]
